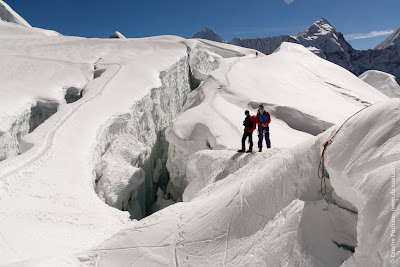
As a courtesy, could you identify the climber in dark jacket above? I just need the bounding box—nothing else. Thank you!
[238,110,257,153]
[256,104,271,152]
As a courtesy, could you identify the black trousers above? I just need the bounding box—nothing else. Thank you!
[242,131,253,150]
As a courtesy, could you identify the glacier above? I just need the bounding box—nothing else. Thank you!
[0,14,258,263]
[0,2,399,267]
[74,99,399,266]
[94,45,217,219]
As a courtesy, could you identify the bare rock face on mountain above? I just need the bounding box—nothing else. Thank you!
[352,27,400,83]
[193,19,400,83]
[192,27,224,43]
[230,35,298,55]
[296,18,358,73]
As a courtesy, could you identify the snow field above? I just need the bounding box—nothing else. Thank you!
[0,27,237,264]
[166,41,387,202]
[75,98,399,266]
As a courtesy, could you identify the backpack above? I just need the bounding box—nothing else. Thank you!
[249,116,257,131]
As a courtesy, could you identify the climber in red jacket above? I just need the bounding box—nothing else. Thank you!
[238,110,257,153]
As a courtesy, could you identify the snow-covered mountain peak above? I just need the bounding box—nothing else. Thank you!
[0,0,30,27]
[296,17,355,70]
[375,27,400,50]
[297,18,336,41]
[192,27,224,43]
[109,31,126,39]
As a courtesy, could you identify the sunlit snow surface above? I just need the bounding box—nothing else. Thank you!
[359,70,400,98]
[0,18,398,267]
[0,0,30,27]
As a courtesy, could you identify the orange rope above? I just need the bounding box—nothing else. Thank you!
[318,104,372,196]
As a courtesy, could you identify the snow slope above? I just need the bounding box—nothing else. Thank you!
[165,41,386,199]
[0,0,30,27]
[71,95,399,266]
[54,41,398,267]
[375,27,400,50]
[359,70,400,98]
[0,20,260,264]
[0,11,397,266]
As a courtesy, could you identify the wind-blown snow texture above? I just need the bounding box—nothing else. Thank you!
[0,4,399,267]
[194,18,400,83]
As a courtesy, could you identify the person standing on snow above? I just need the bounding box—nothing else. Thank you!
[256,104,271,152]
[238,110,256,153]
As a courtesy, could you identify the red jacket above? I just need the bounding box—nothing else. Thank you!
[244,116,257,132]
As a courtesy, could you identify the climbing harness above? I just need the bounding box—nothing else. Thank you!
[318,104,372,196]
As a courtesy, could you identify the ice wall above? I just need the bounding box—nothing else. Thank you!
[0,86,87,162]
[94,44,216,219]
[0,110,30,161]
[0,100,59,161]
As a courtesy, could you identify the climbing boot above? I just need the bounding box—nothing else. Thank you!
[246,150,252,153]
[237,149,245,153]
[258,148,262,152]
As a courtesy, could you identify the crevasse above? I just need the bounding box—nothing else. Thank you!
[94,44,216,219]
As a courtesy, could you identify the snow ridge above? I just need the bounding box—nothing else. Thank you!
[359,70,400,98]
[0,0,30,27]
[375,27,400,50]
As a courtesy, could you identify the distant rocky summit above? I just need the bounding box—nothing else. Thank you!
[109,31,126,39]
[193,19,400,83]
[192,27,224,43]
[230,35,298,55]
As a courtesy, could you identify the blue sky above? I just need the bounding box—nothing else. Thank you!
[6,0,400,50]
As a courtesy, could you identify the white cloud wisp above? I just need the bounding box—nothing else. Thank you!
[345,30,394,40]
